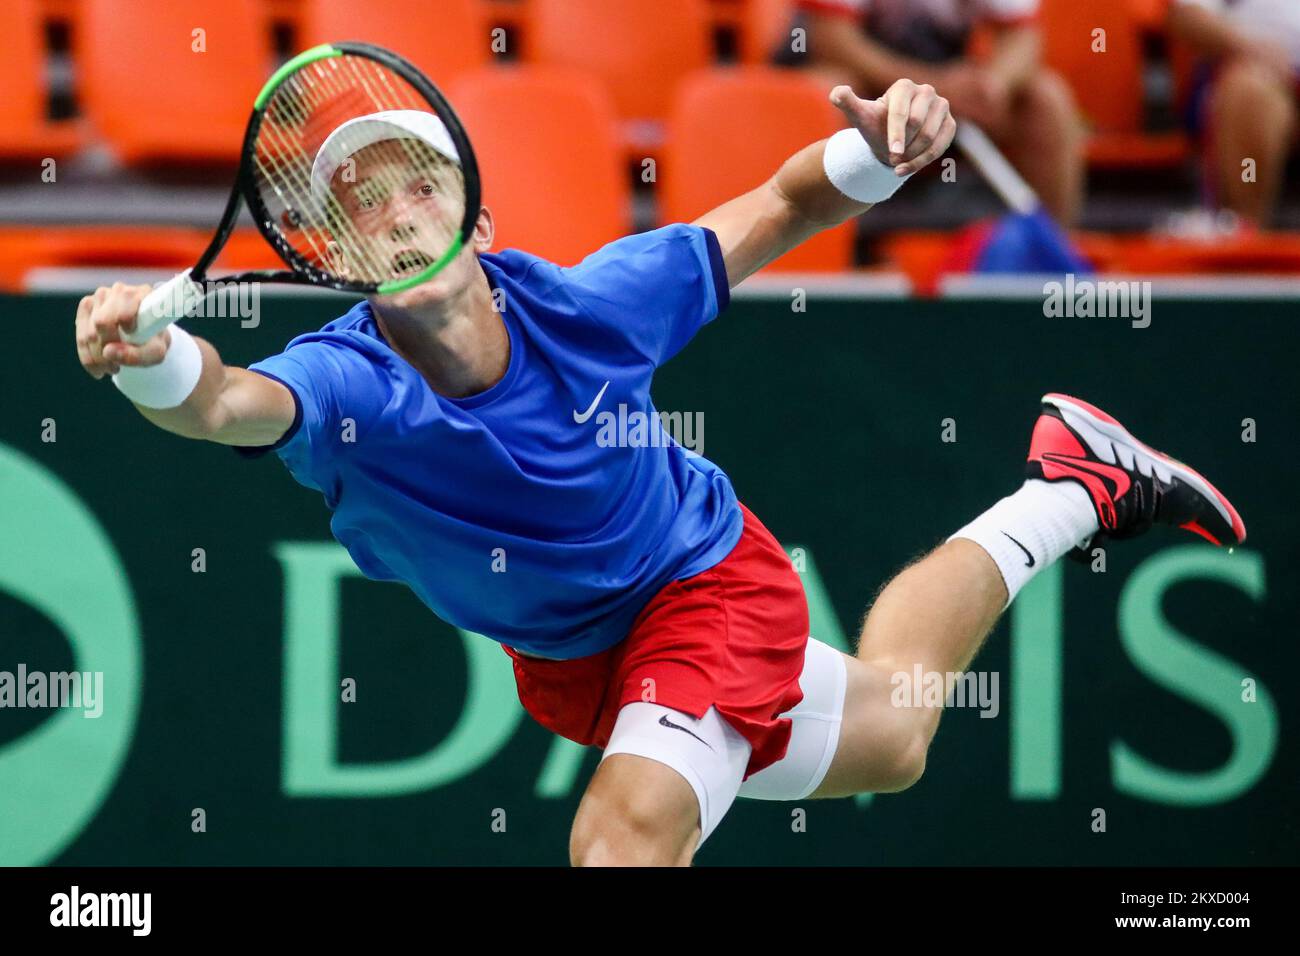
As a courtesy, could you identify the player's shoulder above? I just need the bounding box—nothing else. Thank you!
[248,299,394,394]
[483,223,710,285]
[554,224,718,303]
[281,299,388,359]
[566,223,709,275]
[479,224,725,340]
[315,298,380,338]
[561,223,726,312]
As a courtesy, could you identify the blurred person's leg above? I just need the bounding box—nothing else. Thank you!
[1209,57,1297,226]
[801,60,872,98]
[826,65,866,94]
[995,68,1086,224]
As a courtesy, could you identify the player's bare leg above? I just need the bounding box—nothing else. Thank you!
[813,393,1246,798]
[812,539,1007,797]
[570,754,701,867]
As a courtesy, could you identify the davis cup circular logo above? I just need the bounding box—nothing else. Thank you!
[0,445,141,865]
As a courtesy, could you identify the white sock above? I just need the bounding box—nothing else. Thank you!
[949,479,1100,606]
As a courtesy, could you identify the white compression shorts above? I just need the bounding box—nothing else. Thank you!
[600,636,848,845]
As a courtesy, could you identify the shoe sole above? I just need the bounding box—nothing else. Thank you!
[1042,392,1246,545]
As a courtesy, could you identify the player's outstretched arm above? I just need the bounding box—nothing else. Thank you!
[75,282,296,447]
[693,79,954,286]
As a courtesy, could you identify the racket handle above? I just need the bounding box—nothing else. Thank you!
[125,271,204,345]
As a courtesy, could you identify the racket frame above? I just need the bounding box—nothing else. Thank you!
[128,41,481,345]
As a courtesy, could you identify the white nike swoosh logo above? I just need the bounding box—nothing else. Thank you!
[573,380,610,424]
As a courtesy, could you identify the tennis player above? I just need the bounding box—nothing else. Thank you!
[75,80,1245,866]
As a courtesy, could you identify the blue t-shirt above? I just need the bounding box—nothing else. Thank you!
[239,223,742,659]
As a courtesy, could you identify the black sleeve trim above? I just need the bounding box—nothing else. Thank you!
[231,369,304,459]
[700,226,731,314]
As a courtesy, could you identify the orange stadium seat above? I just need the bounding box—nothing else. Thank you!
[447,67,630,265]
[0,226,285,292]
[299,0,490,88]
[1039,0,1189,168]
[482,0,526,34]
[262,0,305,28]
[737,0,796,64]
[662,67,852,272]
[522,0,713,135]
[877,230,1130,296]
[78,0,272,164]
[39,0,80,23]
[1128,0,1172,30]
[706,0,794,62]
[0,0,83,158]
[0,226,200,290]
[1118,231,1300,273]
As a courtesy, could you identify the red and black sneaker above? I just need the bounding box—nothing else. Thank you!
[1026,393,1246,551]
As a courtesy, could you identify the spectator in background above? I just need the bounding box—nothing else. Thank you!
[779,0,1084,224]
[1170,0,1300,226]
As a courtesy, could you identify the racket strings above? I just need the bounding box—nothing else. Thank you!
[335,54,465,259]
[257,59,392,279]
[279,76,396,276]
[327,56,464,269]
[322,56,466,272]
[258,59,379,271]
[252,53,466,286]
[254,71,348,272]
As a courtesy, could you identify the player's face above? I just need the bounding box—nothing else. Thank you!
[325,141,464,288]
[377,223,488,310]
[372,220,491,312]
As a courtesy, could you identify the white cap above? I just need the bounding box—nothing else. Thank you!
[310,109,460,206]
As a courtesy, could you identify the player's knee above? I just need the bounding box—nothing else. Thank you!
[570,831,686,868]
[861,715,932,794]
[569,790,695,867]
[827,712,932,796]
[874,725,930,793]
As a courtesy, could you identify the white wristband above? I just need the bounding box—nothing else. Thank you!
[112,324,203,409]
[823,128,913,204]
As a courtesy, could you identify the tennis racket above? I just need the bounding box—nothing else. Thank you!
[124,41,481,345]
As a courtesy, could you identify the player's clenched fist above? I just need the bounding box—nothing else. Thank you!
[75,282,170,379]
[830,78,956,177]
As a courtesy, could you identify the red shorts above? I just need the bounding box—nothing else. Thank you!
[502,502,810,778]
